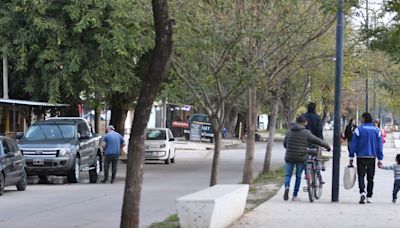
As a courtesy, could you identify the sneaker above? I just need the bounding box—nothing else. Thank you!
[292,196,299,201]
[101,179,108,183]
[367,197,373,203]
[359,193,366,204]
[284,188,289,201]
[393,199,397,203]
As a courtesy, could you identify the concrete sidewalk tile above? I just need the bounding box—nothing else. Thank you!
[232,133,400,228]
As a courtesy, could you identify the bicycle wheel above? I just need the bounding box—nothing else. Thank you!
[314,170,323,199]
[305,164,314,202]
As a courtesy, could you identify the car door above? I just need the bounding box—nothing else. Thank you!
[77,122,91,166]
[6,139,24,178]
[1,139,18,185]
[167,129,175,158]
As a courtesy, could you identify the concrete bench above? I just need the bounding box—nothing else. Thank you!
[176,184,249,228]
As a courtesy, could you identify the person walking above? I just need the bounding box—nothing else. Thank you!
[350,112,383,204]
[374,118,387,144]
[304,102,324,139]
[101,125,125,184]
[283,115,331,201]
[344,119,357,152]
[379,154,400,203]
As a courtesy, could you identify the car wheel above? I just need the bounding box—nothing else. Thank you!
[0,173,4,196]
[89,155,100,183]
[171,150,175,164]
[16,169,27,191]
[67,157,80,183]
[165,151,171,165]
[210,137,214,143]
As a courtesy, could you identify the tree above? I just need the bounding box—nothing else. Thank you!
[120,0,173,227]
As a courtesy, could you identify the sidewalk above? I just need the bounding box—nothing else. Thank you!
[233,133,400,228]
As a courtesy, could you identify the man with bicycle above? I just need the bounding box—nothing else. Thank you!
[349,112,383,204]
[283,115,331,201]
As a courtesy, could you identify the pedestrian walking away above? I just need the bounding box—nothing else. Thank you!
[344,118,357,153]
[101,125,125,184]
[283,115,331,201]
[350,112,383,204]
[379,154,400,203]
[303,102,324,139]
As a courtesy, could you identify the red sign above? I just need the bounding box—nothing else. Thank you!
[172,121,189,129]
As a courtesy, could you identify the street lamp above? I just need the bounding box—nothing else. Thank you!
[332,0,345,202]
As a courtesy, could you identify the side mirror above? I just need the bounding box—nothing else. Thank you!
[16,132,24,140]
[169,138,175,142]
[6,152,15,158]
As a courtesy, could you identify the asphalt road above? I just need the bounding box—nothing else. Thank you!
[0,141,286,228]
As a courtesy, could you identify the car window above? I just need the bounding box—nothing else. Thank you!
[146,130,166,140]
[167,130,173,139]
[25,124,75,140]
[192,115,209,123]
[78,122,91,136]
[1,139,11,153]
[6,140,17,153]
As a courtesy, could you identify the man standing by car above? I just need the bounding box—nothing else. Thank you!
[350,112,383,204]
[102,125,125,183]
[304,102,324,139]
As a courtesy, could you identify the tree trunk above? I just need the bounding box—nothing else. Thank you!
[243,87,256,184]
[210,127,222,186]
[120,1,172,227]
[263,92,280,174]
[94,106,101,134]
[110,92,131,135]
[224,106,238,138]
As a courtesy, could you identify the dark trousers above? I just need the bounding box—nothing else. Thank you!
[104,155,119,181]
[393,180,400,200]
[357,157,376,197]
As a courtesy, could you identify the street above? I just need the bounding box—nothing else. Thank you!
[0,141,286,228]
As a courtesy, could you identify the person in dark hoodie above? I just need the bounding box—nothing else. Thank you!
[283,115,331,201]
[304,102,324,139]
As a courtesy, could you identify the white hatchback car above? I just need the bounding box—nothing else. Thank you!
[145,128,176,164]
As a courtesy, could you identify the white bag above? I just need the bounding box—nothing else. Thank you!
[343,165,357,190]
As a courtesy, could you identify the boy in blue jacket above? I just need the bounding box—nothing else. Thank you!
[350,112,383,204]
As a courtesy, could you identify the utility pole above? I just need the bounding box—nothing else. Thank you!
[373,73,377,118]
[365,0,369,113]
[3,55,8,99]
[332,0,345,203]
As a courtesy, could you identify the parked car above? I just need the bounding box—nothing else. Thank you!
[17,117,102,183]
[145,128,175,164]
[0,136,27,195]
[183,114,215,143]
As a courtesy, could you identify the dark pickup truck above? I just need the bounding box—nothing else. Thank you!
[17,117,102,183]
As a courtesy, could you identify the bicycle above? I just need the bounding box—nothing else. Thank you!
[304,147,326,202]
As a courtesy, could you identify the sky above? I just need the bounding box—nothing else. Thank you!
[351,0,395,29]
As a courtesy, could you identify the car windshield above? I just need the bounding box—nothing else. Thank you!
[25,124,76,140]
[192,115,209,123]
[146,130,166,140]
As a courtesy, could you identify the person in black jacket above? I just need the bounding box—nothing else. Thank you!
[344,118,357,152]
[283,115,331,201]
[304,102,324,139]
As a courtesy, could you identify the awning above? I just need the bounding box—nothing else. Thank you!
[0,98,69,107]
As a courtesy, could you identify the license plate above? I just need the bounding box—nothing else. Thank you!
[33,159,44,165]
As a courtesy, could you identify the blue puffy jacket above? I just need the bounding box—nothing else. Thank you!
[350,123,383,160]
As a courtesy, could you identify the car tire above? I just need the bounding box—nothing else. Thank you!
[89,155,100,183]
[185,134,190,140]
[0,173,4,196]
[16,169,27,191]
[171,150,175,164]
[67,157,80,183]
[165,151,171,165]
[210,137,214,143]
